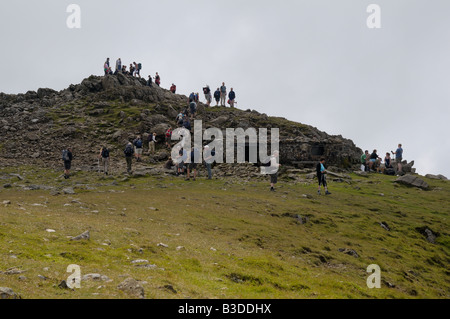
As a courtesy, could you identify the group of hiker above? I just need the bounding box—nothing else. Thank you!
[360,144,404,175]
[104,58,236,107]
[104,58,161,85]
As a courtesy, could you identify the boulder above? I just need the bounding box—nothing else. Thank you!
[117,278,145,299]
[0,287,21,299]
[425,174,448,180]
[395,174,429,190]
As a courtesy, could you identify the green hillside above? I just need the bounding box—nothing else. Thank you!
[1,165,448,299]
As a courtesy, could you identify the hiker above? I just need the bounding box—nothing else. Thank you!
[124,142,134,174]
[361,150,369,171]
[203,85,211,106]
[176,146,188,176]
[317,157,331,195]
[269,150,281,192]
[220,82,227,106]
[384,152,392,169]
[104,60,112,75]
[391,143,403,174]
[99,146,110,175]
[62,148,73,179]
[116,58,122,73]
[133,135,143,162]
[122,65,128,75]
[176,111,185,127]
[368,149,380,171]
[182,117,192,131]
[203,145,215,180]
[147,75,153,87]
[133,62,141,78]
[104,58,110,75]
[189,100,197,120]
[164,156,174,170]
[155,72,160,86]
[165,126,173,149]
[148,132,157,154]
[228,88,236,108]
[186,147,200,181]
[189,92,195,103]
[214,88,220,106]
[170,83,176,93]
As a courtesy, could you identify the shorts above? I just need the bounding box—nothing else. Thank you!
[370,158,376,162]
[135,148,143,155]
[396,157,402,162]
[189,162,197,170]
[64,161,71,170]
[270,173,278,184]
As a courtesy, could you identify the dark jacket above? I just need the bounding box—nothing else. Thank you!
[214,90,220,100]
[229,91,236,100]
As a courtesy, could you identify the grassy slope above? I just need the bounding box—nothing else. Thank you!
[0,166,449,299]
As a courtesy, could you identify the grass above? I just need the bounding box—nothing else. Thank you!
[0,165,449,299]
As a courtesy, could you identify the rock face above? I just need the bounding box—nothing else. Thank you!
[395,174,429,190]
[0,74,363,170]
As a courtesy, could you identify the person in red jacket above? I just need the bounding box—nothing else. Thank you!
[170,83,176,93]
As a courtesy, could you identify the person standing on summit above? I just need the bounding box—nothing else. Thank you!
[391,143,403,174]
[220,82,227,106]
[228,88,236,108]
[155,72,161,86]
[116,58,122,73]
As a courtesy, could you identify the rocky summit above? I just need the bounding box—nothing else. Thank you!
[0,74,362,171]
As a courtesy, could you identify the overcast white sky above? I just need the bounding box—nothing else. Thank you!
[1,0,449,177]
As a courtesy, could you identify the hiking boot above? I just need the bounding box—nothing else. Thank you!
[318,190,321,195]
[325,191,331,195]
[270,187,275,192]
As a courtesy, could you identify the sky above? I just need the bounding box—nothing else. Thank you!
[1,0,449,177]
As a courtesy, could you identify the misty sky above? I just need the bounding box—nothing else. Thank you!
[1,0,449,177]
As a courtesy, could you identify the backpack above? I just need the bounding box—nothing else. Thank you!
[138,63,142,70]
[135,139,143,148]
[62,150,70,161]
[101,148,109,158]
[124,145,133,156]
[385,168,396,176]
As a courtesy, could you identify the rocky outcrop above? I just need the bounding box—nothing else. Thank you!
[0,74,363,170]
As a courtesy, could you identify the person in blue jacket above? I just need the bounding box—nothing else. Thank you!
[228,88,236,107]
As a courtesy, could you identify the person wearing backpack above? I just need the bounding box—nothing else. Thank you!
[133,135,143,162]
[62,148,73,179]
[189,101,197,120]
[124,142,134,174]
[228,88,236,108]
[317,157,331,195]
[214,88,220,106]
[188,92,195,103]
[99,146,110,175]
